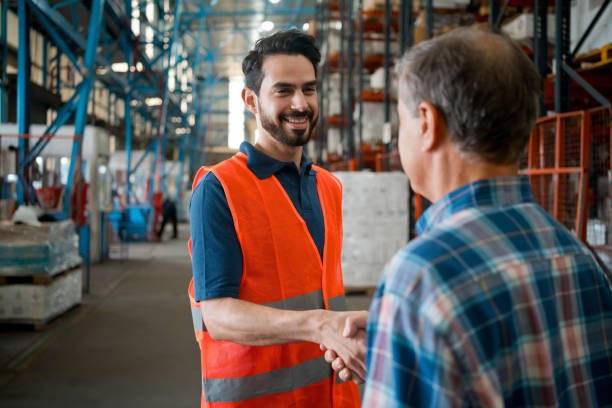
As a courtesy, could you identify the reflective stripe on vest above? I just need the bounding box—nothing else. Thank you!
[204,356,332,403]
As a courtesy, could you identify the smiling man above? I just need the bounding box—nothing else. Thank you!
[187,30,363,408]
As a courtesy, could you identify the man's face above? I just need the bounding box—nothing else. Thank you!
[255,54,318,147]
[397,97,425,194]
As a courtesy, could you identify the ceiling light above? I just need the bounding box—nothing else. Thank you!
[269,0,281,3]
[302,22,310,32]
[111,62,129,73]
[259,20,274,32]
[145,97,163,106]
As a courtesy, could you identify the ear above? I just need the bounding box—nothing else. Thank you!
[418,101,445,152]
[242,88,258,115]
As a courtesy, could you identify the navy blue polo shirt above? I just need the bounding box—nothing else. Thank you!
[189,141,325,302]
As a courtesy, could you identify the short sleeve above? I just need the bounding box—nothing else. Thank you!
[189,172,243,301]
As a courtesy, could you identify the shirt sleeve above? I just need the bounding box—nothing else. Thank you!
[189,171,243,301]
[362,277,465,408]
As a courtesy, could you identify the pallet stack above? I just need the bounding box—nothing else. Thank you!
[0,220,82,328]
[335,171,408,292]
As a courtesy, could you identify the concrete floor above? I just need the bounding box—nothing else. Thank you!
[0,223,372,407]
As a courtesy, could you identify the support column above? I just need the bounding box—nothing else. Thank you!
[17,0,32,205]
[63,0,105,219]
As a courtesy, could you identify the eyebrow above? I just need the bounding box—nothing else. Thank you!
[272,81,318,89]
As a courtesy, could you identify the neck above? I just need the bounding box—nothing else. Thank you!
[254,131,303,170]
[426,149,518,202]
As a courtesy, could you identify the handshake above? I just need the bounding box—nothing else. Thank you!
[317,310,369,384]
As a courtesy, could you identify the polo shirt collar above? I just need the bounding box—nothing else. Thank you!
[239,141,315,180]
[416,176,535,235]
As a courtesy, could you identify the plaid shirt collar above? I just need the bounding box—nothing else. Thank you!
[416,176,534,235]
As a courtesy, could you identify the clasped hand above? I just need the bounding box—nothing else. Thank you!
[319,311,368,384]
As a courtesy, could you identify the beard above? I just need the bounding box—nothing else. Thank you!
[258,101,318,147]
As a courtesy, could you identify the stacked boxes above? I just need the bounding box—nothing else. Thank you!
[0,220,81,276]
[0,220,82,323]
[335,171,408,288]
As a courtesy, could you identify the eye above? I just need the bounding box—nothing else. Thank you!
[276,88,291,95]
[303,86,317,95]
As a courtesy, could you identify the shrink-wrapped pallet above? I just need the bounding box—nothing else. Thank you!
[335,171,408,288]
[0,268,82,322]
[0,220,81,276]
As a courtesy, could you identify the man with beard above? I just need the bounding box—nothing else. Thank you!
[187,30,363,408]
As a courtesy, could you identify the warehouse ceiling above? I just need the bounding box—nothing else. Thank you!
[178,0,316,78]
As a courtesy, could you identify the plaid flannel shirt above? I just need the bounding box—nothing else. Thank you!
[363,176,612,407]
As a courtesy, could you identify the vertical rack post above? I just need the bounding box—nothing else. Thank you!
[347,0,354,160]
[357,0,364,169]
[555,0,570,113]
[534,0,548,117]
[339,0,346,156]
[425,0,433,39]
[383,0,391,151]
[400,0,413,54]
[1,0,7,123]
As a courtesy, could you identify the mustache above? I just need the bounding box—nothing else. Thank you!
[280,110,315,121]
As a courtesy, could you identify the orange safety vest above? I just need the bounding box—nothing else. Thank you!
[187,152,360,408]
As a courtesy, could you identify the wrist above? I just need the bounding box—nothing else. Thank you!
[302,309,326,344]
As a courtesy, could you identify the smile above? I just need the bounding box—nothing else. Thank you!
[284,116,308,123]
[283,116,309,129]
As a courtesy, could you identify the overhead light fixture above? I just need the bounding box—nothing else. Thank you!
[259,20,274,32]
[145,97,163,106]
[268,0,281,3]
[111,62,129,73]
[302,22,310,32]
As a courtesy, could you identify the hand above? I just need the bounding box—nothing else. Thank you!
[319,311,368,384]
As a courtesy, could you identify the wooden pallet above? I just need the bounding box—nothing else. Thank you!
[576,44,612,70]
[344,286,377,297]
[0,268,82,329]
[0,267,75,286]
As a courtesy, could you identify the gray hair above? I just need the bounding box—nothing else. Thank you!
[396,28,541,165]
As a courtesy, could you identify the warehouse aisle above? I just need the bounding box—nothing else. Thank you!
[0,225,201,408]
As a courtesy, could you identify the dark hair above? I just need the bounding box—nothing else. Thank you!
[396,28,541,165]
[242,29,321,95]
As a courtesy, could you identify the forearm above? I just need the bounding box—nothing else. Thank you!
[201,297,324,346]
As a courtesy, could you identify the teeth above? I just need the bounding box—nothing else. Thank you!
[285,117,307,123]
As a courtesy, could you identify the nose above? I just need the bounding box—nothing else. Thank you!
[291,90,308,111]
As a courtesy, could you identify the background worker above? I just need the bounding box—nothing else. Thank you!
[329,28,612,407]
[188,30,364,407]
[157,195,177,240]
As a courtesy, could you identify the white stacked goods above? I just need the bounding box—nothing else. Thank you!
[0,268,82,321]
[335,171,408,288]
[354,102,398,144]
[0,220,81,276]
[502,14,555,41]
[0,220,82,324]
